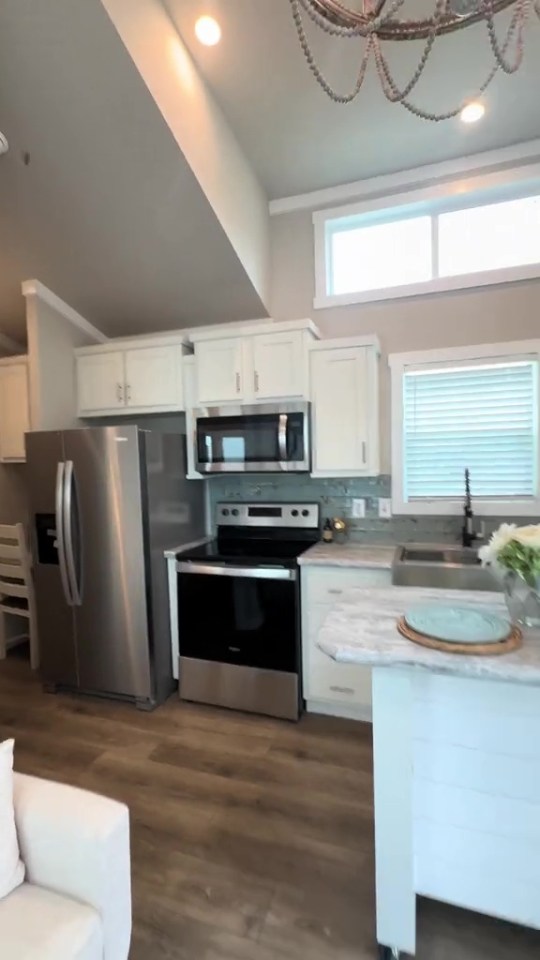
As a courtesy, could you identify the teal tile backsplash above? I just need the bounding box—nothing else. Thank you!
[207,474,529,544]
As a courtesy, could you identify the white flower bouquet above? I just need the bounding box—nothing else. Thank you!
[479,523,540,585]
[479,523,540,626]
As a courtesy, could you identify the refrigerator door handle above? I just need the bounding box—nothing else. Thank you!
[63,460,82,606]
[55,461,73,606]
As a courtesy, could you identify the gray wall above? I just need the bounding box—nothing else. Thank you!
[270,210,540,474]
[201,210,540,538]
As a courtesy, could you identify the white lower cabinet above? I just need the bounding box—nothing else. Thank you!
[301,564,392,720]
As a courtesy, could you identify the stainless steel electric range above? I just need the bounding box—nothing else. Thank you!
[175,502,320,720]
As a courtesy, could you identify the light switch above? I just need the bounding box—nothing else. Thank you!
[351,498,366,519]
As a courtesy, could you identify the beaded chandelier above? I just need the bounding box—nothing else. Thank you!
[289,0,539,120]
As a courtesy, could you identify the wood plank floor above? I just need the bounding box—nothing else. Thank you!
[1,654,539,960]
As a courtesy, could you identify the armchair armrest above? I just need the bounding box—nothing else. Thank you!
[13,772,131,960]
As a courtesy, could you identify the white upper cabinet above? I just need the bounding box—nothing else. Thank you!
[191,320,318,406]
[251,331,305,400]
[310,338,380,477]
[124,345,183,410]
[0,361,31,462]
[76,340,188,417]
[195,337,244,405]
[77,351,125,414]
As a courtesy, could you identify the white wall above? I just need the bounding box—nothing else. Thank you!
[270,210,540,472]
[25,284,104,430]
[101,0,270,309]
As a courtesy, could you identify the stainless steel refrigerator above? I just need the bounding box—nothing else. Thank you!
[26,426,205,709]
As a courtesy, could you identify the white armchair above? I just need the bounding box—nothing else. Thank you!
[0,773,131,960]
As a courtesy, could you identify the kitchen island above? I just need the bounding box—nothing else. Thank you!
[319,586,540,958]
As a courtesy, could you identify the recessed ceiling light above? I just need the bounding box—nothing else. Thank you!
[0,132,8,156]
[195,15,221,46]
[460,101,485,124]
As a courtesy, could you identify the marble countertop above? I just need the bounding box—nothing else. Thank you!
[299,541,396,569]
[164,536,212,559]
[318,585,540,685]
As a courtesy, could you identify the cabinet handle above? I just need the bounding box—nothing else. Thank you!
[126,383,131,402]
[116,382,123,403]
[328,589,343,595]
[254,370,259,393]
[362,441,366,463]
[236,372,241,393]
[330,685,355,695]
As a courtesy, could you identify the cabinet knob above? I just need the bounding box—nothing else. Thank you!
[254,370,259,392]
[126,384,131,402]
[329,685,355,695]
[236,372,241,393]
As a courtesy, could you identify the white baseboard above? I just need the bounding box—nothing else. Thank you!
[305,698,372,723]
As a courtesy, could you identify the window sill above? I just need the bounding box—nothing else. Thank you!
[314,263,540,311]
[392,498,540,518]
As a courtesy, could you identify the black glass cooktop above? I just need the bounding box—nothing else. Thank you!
[177,537,313,567]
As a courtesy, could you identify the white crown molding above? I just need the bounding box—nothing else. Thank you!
[21,279,108,343]
[269,138,540,216]
[0,331,25,355]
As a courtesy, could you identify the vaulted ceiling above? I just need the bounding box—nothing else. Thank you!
[1,0,539,342]
[168,0,540,198]
[0,0,267,342]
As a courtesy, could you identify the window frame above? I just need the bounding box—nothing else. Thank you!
[313,165,540,309]
[390,340,540,517]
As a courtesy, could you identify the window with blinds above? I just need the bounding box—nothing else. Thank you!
[403,360,538,501]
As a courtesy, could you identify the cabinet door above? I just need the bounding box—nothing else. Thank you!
[77,352,125,414]
[196,338,244,404]
[124,345,183,410]
[311,347,369,475]
[252,331,304,399]
[0,364,30,461]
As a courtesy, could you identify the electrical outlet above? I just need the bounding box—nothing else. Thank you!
[378,498,392,519]
[351,498,366,519]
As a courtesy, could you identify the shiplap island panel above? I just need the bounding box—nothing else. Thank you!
[319,585,540,956]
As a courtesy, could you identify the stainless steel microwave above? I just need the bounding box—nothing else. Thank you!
[194,402,311,474]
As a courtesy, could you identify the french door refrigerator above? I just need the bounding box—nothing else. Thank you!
[26,426,205,709]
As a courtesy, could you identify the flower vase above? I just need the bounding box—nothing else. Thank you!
[503,572,540,628]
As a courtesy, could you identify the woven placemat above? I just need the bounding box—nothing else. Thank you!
[397,617,522,656]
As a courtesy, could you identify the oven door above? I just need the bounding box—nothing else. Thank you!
[176,563,298,672]
[194,403,310,473]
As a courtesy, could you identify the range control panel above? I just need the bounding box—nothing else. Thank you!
[216,502,320,530]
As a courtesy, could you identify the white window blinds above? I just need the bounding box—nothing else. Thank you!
[403,360,538,500]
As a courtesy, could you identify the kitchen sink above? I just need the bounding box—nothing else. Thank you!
[392,543,500,592]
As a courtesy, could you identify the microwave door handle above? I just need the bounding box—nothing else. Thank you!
[278,414,288,463]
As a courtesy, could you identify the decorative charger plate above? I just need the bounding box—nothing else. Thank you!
[404,605,511,645]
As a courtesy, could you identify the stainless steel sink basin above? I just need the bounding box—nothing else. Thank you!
[392,543,500,592]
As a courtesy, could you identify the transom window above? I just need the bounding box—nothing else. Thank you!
[390,342,540,516]
[314,182,540,308]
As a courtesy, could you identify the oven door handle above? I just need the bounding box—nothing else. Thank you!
[176,562,296,581]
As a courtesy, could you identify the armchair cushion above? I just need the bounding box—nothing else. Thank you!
[0,883,103,960]
[0,739,24,899]
[13,773,131,960]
